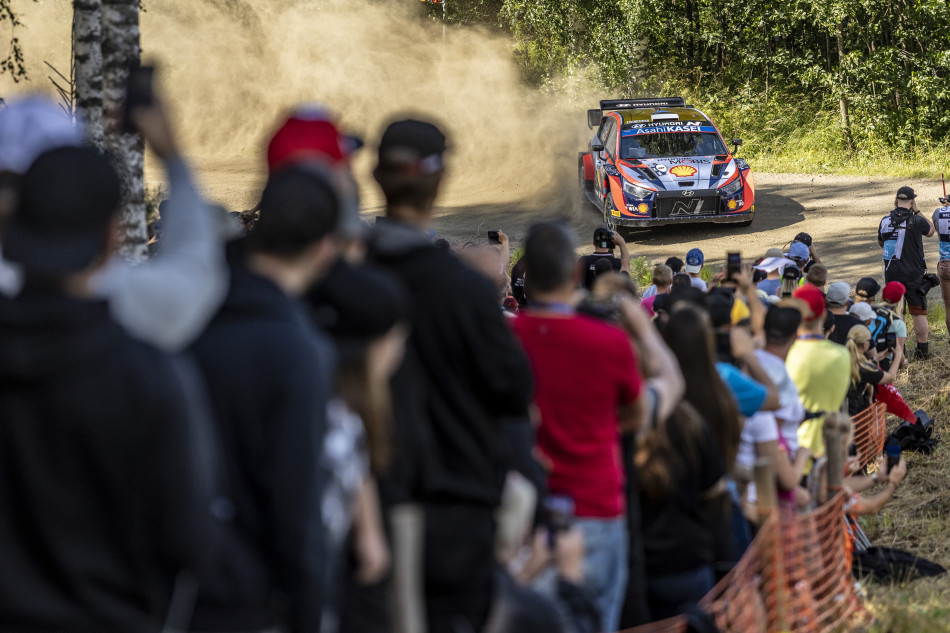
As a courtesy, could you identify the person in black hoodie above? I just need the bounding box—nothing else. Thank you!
[0,147,218,633]
[190,167,340,633]
[368,119,534,633]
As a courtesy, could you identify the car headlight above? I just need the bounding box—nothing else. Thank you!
[623,180,651,199]
[719,178,742,196]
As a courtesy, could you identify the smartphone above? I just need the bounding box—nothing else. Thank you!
[726,252,741,281]
[122,64,155,132]
[885,438,901,472]
[848,443,858,457]
[487,230,501,245]
[543,495,575,549]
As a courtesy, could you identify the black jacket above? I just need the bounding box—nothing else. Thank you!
[368,219,533,507]
[0,289,216,633]
[190,257,337,633]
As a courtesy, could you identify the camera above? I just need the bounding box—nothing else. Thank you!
[793,232,813,248]
[920,272,940,295]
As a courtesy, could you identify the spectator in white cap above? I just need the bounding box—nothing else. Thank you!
[848,301,875,325]
[0,97,84,296]
[826,281,863,346]
[756,247,788,296]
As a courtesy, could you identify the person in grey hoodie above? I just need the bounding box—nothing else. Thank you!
[0,93,227,352]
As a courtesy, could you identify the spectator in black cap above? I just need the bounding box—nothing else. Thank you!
[826,281,862,346]
[0,147,220,632]
[308,261,410,633]
[367,118,533,633]
[878,185,935,359]
[854,277,882,303]
[190,166,342,633]
[578,227,631,290]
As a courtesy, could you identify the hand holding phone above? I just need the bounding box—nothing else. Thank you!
[726,251,741,281]
[122,64,155,133]
[488,230,501,245]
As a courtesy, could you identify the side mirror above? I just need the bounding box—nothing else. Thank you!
[731,138,743,147]
[592,143,605,153]
[587,109,603,129]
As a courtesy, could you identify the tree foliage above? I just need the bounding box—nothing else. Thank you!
[441,0,950,150]
[0,0,34,82]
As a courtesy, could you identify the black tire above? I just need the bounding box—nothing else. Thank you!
[578,158,589,210]
[602,190,616,231]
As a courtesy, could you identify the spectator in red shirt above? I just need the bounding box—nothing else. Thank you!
[511,222,643,633]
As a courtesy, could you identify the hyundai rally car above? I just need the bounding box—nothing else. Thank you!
[579,97,755,229]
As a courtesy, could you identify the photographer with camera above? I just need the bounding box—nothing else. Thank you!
[932,196,950,337]
[878,186,936,359]
[579,227,631,290]
[791,232,821,273]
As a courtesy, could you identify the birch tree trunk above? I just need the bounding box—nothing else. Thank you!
[102,0,147,262]
[72,0,104,147]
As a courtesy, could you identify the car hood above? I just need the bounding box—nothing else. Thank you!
[618,156,739,191]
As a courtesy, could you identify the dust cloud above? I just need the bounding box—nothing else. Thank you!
[3,0,597,211]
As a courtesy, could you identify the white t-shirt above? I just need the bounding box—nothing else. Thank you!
[755,349,804,455]
[690,276,707,291]
[642,284,657,298]
[736,410,779,472]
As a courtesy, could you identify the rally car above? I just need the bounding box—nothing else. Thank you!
[578,97,755,229]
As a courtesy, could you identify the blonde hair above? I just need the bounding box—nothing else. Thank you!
[845,324,875,388]
[652,263,673,287]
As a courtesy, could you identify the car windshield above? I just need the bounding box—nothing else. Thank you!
[620,132,726,159]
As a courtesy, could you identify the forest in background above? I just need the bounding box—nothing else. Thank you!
[432,0,950,176]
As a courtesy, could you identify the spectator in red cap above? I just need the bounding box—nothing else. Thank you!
[879,281,908,369]
[785,285,850,461]
[262,107,365,250]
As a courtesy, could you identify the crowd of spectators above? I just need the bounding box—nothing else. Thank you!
[0,86,943,633]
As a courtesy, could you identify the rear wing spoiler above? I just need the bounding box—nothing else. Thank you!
[587,97,690,129]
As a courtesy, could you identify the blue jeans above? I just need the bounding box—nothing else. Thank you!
[575,516,628,633]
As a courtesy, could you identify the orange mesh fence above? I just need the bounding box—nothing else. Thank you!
[852,402,887,471]
[621,493,869,633]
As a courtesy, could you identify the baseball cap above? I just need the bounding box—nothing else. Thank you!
[896,186,916,201]
[0,96,84,175]
[266,107,364,239]
[787,241,809,261]
[685,248,704,273]
[765,247,785,259]
[4,147,119,275]
[826,281,851,308]
[377,119,447,175]
[882,281,906,304]
[266,106,362,173]
[793,284,826,321]
[308,260,408,348]
[849,301,875,323]
[855,277,881,301]
[593,227,613,248]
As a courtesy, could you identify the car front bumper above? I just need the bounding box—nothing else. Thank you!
[613,210,754,228]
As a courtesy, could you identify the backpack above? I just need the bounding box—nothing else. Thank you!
[853,546,947,583]
[886,412,939,455]
[868,305,896,353]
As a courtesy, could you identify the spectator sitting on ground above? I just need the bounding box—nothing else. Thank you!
[512,221,644,633]
[878,281,908,370]
[804,263,827,290]
[684,248,708,290]
[827,281,863,346]
[579,228,631,290]
[786,285,851,462]
[642,256,684,298]
[641,264,672,318]
[844,325,899,417]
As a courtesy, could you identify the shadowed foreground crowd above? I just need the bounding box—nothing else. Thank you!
[0,91,942,633]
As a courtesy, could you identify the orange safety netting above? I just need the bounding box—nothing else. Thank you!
[620,493,869,633]
[852,402,888,471]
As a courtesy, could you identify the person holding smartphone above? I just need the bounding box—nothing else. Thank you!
[579,227,630,290]
[878,186,935,359]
